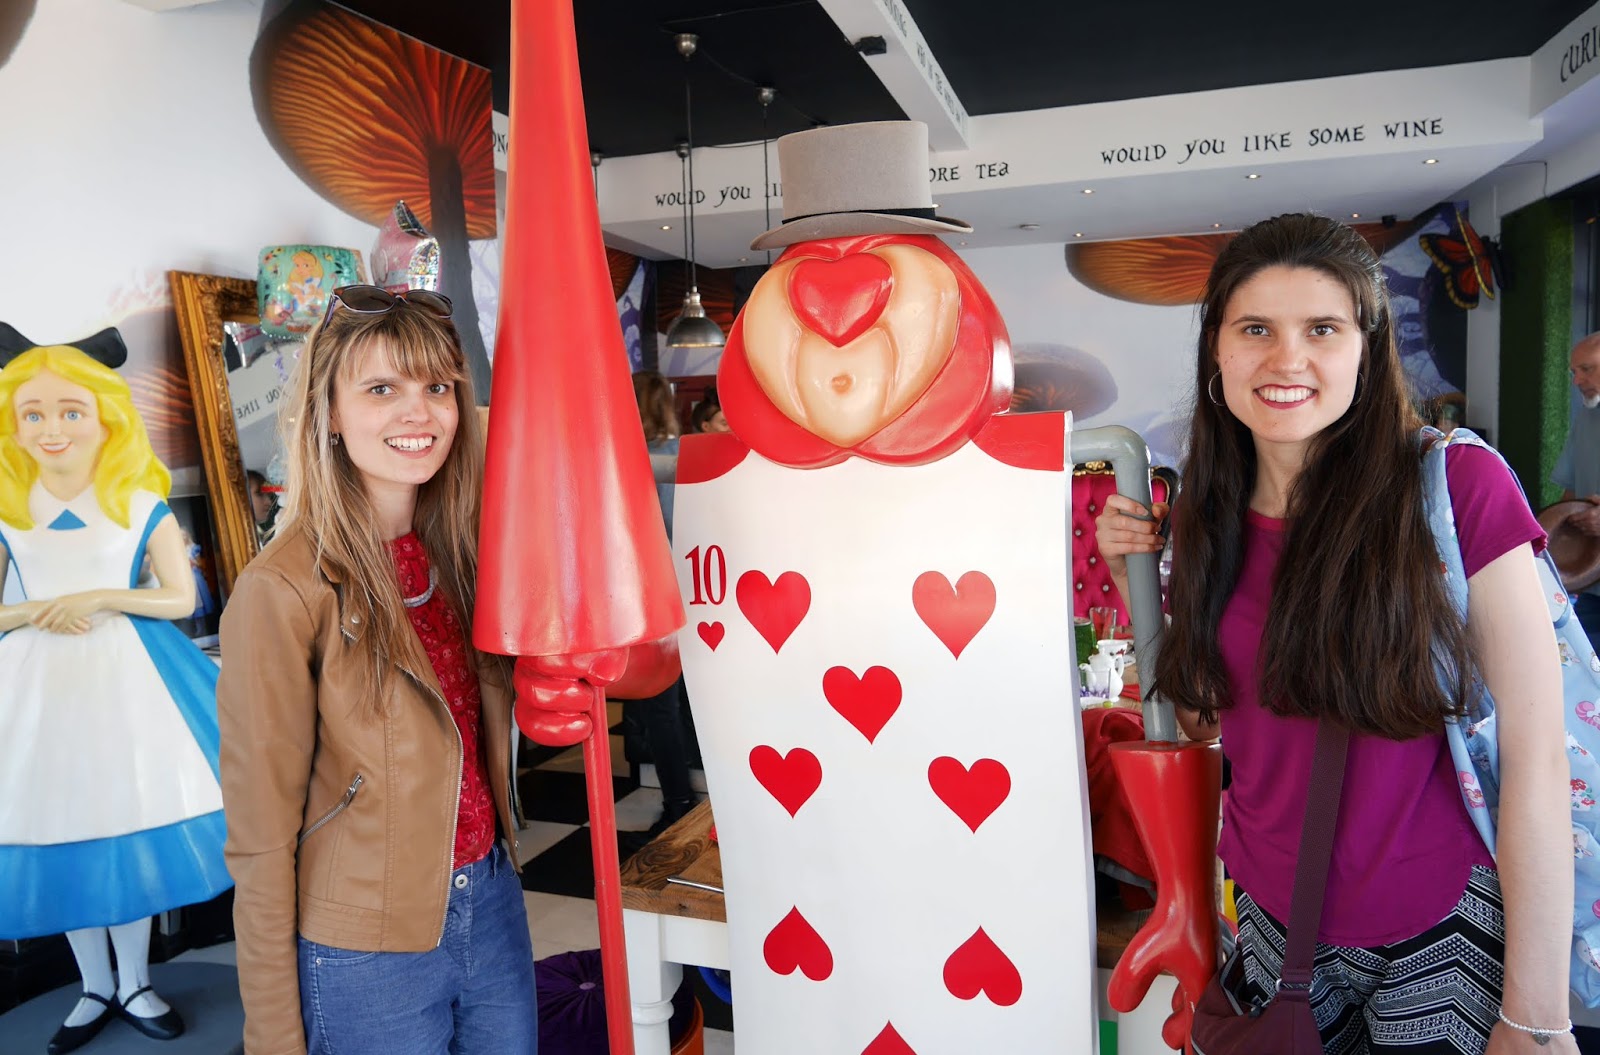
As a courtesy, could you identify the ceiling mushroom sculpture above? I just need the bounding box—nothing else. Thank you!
[1066,221,1425,307]
[0,0,36,69]
[250,0,497,397]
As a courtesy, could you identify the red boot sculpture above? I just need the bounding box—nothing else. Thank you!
[1107,741,1224,1050]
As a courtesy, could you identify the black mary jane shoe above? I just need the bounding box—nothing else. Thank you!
[117,985,185,1041]
[46,991,116,1055]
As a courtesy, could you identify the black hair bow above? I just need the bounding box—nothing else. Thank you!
[0,323,128,370]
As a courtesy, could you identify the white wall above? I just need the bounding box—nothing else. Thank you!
[958,243,1200,468]
[1,0,375,337]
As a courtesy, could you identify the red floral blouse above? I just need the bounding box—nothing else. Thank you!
[390,533,496,868]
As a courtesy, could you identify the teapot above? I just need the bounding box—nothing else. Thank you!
[1080,645,1124,701]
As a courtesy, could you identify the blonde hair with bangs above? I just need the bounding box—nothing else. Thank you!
[278,304,493,713]
[0,345,171,531]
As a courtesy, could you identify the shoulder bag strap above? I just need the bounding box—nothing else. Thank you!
[1279,719,1351,991]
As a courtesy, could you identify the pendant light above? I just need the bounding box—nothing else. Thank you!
[758,86,776,266]
[664,33,725,350]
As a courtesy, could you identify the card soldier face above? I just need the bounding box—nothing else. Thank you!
[717,234,1013,469]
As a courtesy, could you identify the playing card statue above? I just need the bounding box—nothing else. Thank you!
[658,121,1220,1052]
[479,5,1216,1041]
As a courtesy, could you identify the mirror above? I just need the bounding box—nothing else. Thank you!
[170,271,289,597]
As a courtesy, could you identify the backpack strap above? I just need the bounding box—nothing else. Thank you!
[1419,426,1573,626]
[1417,426,1471,623]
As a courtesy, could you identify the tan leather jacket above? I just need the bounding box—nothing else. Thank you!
[217,522,517,1055]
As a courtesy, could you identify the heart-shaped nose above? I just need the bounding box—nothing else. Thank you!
[787,254,894,348]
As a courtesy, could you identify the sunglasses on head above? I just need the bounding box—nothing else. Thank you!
[323,285,454,323]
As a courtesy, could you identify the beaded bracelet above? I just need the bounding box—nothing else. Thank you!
[1498,1010,1574,1046]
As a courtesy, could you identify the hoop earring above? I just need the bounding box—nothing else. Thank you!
[330,433,342,446]
[1207,372,1225,407]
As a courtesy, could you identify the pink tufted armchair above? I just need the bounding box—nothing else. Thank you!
[1070,462,1177,622]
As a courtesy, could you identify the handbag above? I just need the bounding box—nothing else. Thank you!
[1190,719,1349,1055]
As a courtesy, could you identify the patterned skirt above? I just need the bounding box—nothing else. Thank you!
[1234,865,1505,1055]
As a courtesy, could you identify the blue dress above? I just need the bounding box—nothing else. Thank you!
[0,485,231,938]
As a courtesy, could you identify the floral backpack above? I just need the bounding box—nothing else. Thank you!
[1420,425,1600,1006]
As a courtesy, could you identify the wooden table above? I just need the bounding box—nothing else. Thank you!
[617,800,1180,1054]
[619,802,728,1055]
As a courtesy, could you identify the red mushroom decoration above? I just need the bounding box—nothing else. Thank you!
[0,0,36,68]
[250,0,497,397]
[1067,221,1424,306]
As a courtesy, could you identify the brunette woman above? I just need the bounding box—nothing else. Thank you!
[1097,215,1575,1053]
[218,288,534,1055]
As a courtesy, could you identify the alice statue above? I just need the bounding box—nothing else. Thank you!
[0,324,231,1054]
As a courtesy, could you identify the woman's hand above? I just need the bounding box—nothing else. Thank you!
[30,591,103,635]
[1094,494,1168,580]
[0,600,47,633]
[1484,1021,1578,1053]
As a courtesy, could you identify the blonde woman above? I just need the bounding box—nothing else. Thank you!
[217,288,534,1055]
[0,327,229,1053]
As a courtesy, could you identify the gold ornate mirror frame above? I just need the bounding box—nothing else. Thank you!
[169,271,260,597]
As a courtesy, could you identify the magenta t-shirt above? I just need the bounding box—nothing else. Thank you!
[1214,444,1545,946]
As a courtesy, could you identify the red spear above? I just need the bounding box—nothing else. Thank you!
[475,2,685,1052]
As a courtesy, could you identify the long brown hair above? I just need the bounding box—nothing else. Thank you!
[1154,213,1472,739]
[633,370,678,443]
[278,303,498,713]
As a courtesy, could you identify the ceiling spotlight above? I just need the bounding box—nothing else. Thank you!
[1351,212,1360,219]
[1074,232,1084,238]
[1018,223,1041,231]
[661,224,672,230]
[1212,223,1221,229]
[1245,173,1260,180]
[1081,188,1094,195]
[958,240,968,246]
[1423,158,1439,165]
[739,256,748,262]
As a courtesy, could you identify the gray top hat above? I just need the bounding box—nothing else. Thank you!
[750,121,972,251]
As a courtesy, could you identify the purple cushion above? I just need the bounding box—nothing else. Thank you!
[536,948,695,1053]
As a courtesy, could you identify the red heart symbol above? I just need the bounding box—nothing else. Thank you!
[697,621,725,650]
[912,571,995,659]
[943,927,1022,1006]
[763,906,833,981]
[927,757,1011,832]
[823,666,902,743]
[737,570,811,654]
[749,745,822,817]
[862,1023,918,1055]
[788,253,894,347]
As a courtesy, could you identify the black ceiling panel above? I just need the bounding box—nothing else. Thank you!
[900,0,1597,114]
[334,0,1595,156]
[335,0,904,157]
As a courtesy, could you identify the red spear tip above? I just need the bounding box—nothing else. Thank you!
[475,0,685,658]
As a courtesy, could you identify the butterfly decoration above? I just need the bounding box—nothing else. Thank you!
[1420,207,1500,310]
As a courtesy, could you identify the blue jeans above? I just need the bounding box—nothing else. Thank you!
[297,843,537,1054]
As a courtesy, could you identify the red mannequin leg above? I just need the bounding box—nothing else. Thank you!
[1105,741,1223,1051]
